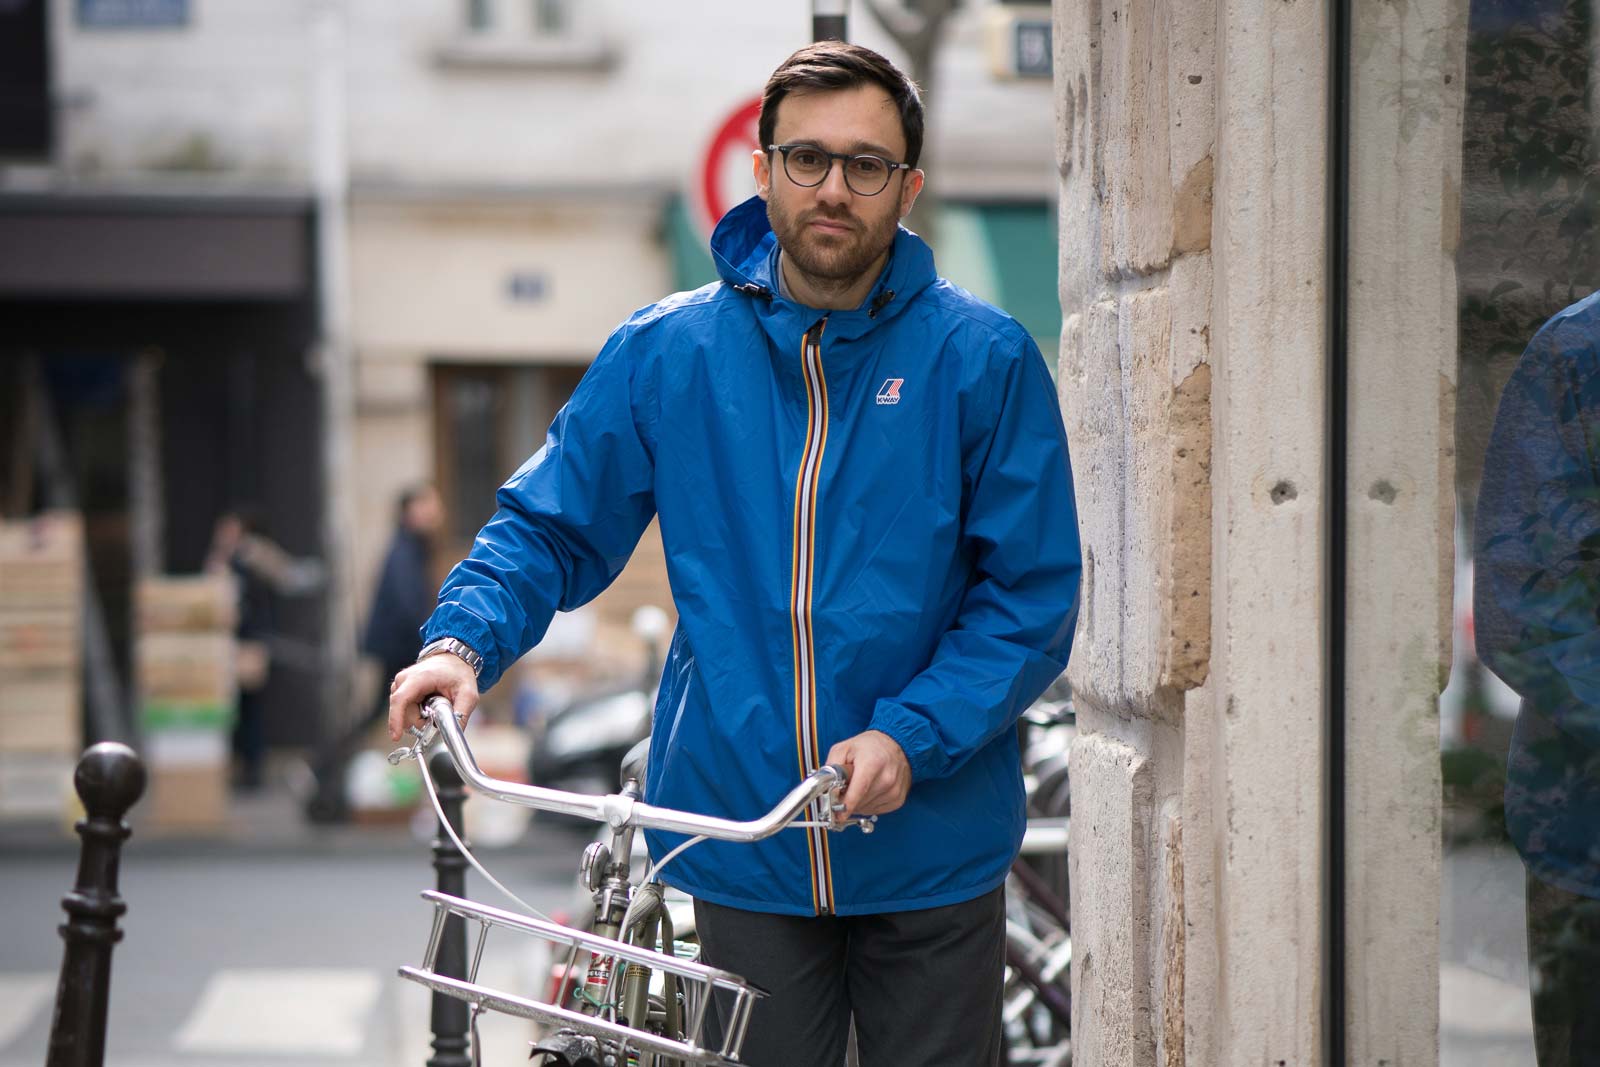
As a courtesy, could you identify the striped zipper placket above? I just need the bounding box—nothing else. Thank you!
[789,317,834,915]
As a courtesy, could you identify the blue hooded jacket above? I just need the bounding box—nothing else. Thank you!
[423,195,1082,915]
[1475,291,1600,898]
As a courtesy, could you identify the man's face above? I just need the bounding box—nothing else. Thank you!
[753,84,924,285]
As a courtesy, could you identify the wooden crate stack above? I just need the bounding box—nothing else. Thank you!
[136,574,238,831]
[0,512,85,822]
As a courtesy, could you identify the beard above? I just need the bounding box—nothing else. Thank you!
[766,195,899,287]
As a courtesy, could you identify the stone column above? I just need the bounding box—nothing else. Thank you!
[1055,0,1327,1062]
[1055,0,1462,1061]
[1344,0,1464,1061]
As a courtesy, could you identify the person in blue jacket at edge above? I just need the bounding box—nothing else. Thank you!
[388,42,1081,1067]
[1476,291,1600,1067]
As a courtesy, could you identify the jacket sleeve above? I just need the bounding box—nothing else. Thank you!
[1474,310,1600,748]
[868,336,1083,781]
[421,326,657,690]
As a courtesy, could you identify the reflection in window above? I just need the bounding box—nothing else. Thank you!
[533,0,569,35]
[1447,1,1600,1062]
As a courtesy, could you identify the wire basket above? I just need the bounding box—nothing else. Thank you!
[399,890,763,1066]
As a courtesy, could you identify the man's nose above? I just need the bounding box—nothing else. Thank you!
[816,158,854,204]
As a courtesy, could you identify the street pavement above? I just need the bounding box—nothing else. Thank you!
[1440,840,1537,1066]
[1,784,594,1067]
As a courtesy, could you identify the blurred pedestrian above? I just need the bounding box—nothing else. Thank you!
[305,483,442,822]
[1475,290,1600,1066]
[204,505,325,791]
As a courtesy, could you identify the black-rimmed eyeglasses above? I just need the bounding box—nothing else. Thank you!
[767,143,914,197]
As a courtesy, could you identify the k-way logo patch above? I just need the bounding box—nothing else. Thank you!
[876,378,904,406]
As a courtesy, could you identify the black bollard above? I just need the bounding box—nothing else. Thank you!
[427,749,471,1067]
[46,742,146,1067]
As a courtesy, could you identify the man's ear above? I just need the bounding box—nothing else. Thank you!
[752,148,772,201]
[899,169,925,219]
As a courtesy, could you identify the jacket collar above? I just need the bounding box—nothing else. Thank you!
[710,195,936,344]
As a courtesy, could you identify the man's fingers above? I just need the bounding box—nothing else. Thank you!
[825,733,910,818]
[841,753,887,815]
[385,659,480,742]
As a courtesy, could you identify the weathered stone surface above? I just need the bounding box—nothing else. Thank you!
[1155,804,1185,1067]
[1172,155,1213,256]
[1056,0,1104,311]
[1061,279,1212,707]
[1069,732,1155,1067]
[1100,0,1174,276]
[1342,0,1463,1062]
[1126,288,1173,697]
[1207,3,1330,1062]
[1169,252,1213,386]
[1061,301,1126,712]
[1168,0,1216,261]
[1163,360,1211,690]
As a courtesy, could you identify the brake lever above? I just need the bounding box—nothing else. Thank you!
[824,769,877,834]
[386,714,441,766]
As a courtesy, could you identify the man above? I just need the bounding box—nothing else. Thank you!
[1475,292,1600,1066]
[307,483,441,822]
[389,43,1080,1065]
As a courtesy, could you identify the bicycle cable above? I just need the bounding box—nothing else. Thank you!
[416,748,553,922]
[619,832,708,935]
[417,740,846,931]
[616,818,842,934]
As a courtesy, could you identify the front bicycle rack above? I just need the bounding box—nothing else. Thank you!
[400,890,763,1066]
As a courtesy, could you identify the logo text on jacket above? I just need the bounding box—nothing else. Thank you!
[876,378,904,406]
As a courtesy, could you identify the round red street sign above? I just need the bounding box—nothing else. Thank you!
[698,97,762,232]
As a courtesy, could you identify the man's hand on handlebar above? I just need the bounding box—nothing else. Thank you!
[825,730,911,820]
[387,656,479,742]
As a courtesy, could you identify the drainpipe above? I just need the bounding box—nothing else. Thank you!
[813,0,847,42]
[311,0,358,748]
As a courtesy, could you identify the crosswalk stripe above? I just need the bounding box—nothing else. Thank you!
[174,968,381,1056]
[0,974,54,1050]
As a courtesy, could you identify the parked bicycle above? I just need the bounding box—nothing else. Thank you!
[390,695,873,1067]
[1002,677,1075,1066]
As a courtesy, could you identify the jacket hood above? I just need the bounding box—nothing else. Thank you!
[710,194,937,342]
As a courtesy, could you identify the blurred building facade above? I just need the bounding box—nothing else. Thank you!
[0,0,1058,743]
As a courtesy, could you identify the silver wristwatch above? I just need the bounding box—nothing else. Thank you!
[417,636,485,679]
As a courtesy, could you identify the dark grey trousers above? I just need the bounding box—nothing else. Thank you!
[693,886,1006,1067]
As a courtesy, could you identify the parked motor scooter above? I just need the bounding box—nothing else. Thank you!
[526,606,670,807]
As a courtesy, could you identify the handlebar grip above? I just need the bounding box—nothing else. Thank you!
[823,763,849,787]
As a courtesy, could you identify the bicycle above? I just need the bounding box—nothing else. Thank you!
[388,695,874,1067]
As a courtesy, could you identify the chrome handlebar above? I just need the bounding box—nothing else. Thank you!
[393,694,872,840]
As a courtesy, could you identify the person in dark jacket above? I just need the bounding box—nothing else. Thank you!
[386,44,1081,1066]
[306,483,441,822]
[1475,291,1600,1066]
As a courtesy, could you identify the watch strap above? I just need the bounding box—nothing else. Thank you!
[417,636,485,679]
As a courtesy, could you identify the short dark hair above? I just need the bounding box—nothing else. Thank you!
[759,42,924,168]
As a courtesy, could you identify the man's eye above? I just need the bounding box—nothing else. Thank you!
[851,157,888,176]
[790,149,826,169]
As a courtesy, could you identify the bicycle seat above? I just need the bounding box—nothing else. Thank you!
[620,736,650,790]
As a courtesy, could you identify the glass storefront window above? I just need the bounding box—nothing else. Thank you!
[1421,1,1599,1062]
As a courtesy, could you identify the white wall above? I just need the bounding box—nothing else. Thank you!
[45,0,1057,200]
